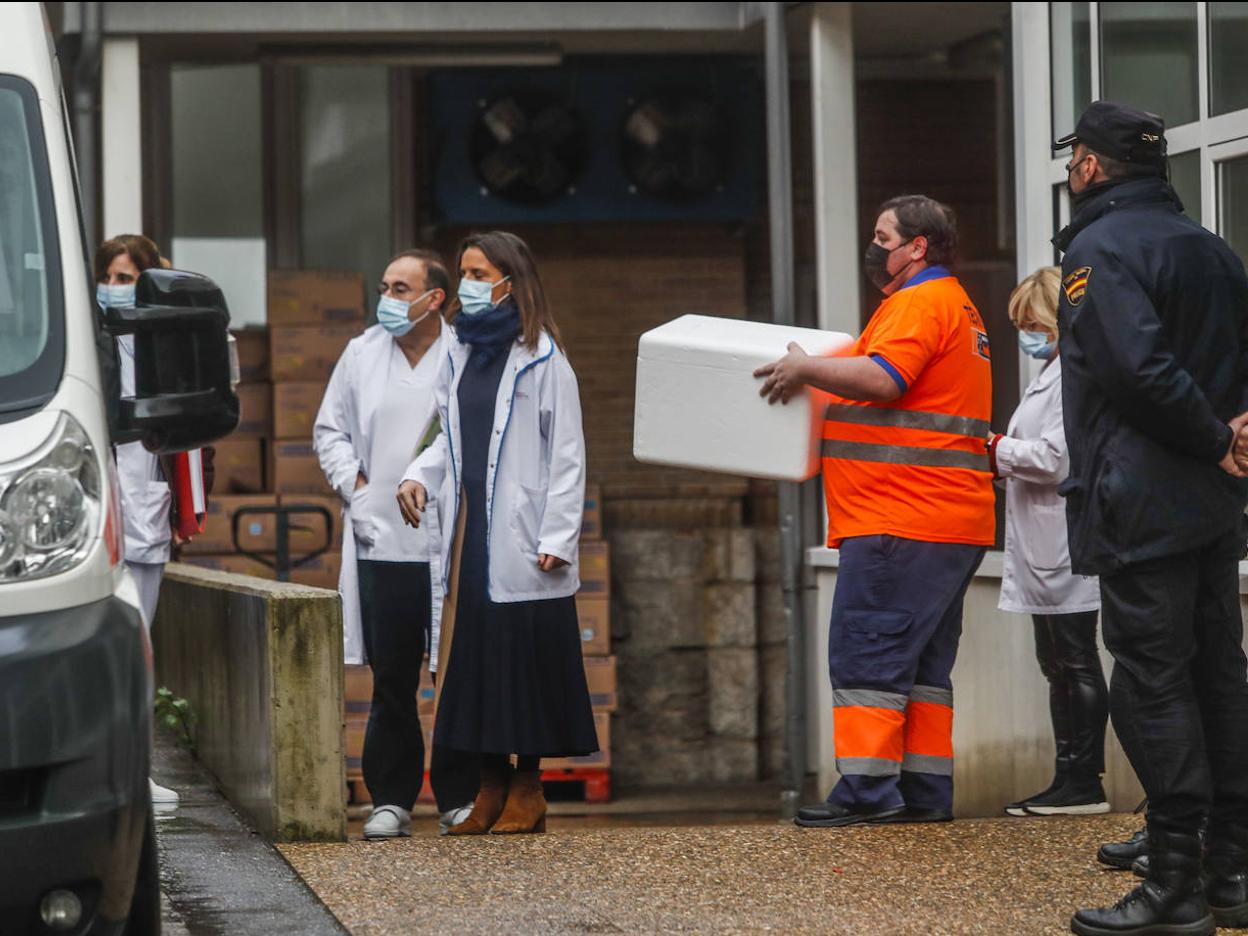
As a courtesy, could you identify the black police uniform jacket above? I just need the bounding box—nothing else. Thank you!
[1054,176,1248,576]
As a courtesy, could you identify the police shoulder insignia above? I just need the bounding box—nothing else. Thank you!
[1063,266,1092,306]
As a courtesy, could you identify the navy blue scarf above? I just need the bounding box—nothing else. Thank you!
[455,298,521,362]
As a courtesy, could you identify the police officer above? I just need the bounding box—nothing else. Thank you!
[1055,101,1248,936]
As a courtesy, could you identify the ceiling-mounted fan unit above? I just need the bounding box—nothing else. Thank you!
[470,89,588,205]
[621,92,730,202]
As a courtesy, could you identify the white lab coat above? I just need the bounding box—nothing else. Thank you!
[997,355,1100,614]
[116,335,173,566]
[403,330,585,669]
[314,322,448,665]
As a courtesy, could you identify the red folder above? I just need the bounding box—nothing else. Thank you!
[172,449,207,540]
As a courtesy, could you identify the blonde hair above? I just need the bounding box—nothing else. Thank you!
[1008,266,1061,333]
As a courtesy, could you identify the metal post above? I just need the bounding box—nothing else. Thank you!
[72,1,103,245]
[764,0,807,820]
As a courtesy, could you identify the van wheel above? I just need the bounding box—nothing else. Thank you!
[126,805,161,936]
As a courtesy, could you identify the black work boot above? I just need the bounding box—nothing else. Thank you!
[1099,826,1148,871]
[1071,829,1214,936]
[1205,826,1248,929]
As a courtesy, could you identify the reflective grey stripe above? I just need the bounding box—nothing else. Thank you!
[821,438,990,472]
[833,689,908,711]
[909,685,954,707]
[902,753,954,776]
[837,756,901,778]
[825,403,991,439]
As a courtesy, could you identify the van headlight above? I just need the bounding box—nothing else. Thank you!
[0,414,100,582]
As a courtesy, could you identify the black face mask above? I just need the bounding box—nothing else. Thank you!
[864,240,912,291]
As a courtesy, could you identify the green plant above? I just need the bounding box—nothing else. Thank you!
[154,687,197,753]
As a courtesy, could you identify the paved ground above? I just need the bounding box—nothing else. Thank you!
[151,731,346,936]
[281,812,1216,936]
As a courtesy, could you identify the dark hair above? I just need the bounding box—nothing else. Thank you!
[453,231,561,351]
[94,233,163,283]
[387,248,450,298]
[876,195,958,267]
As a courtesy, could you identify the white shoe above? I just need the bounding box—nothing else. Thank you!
[150,778,179,806]
[439,804,474,836]
[364,805,412,839]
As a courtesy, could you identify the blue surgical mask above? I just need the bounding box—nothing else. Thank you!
[377,290,434,337]
[457,276,509,317]
[1018,329,1057,360]
[96,283,136,311]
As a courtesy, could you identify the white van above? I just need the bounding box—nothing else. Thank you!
[0,4,238,933]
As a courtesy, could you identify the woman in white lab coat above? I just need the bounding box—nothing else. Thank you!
[314,248,460,839]
[988,266,1108,817]
[96,233,211,808]
[397,231,597,837]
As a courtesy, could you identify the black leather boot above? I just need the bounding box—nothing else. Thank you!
[1205,825,1248,929]
[1099,826,1148,871]
[1072,829,1214,935]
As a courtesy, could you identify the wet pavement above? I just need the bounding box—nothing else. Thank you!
[151,730,346,935]
[280,812,1209,935]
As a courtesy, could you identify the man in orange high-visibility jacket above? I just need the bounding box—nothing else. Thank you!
[756,194,995,827]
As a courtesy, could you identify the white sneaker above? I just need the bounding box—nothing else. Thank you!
[439,804,474,836]
[150,778,179,806]
[364,805,412,839]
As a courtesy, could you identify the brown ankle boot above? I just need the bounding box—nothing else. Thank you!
[447,764,510,836]
[490,770,547,834]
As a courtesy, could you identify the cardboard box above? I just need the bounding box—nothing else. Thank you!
[288,551,341,589]
[582,483,602,540]
[544,712,611,770]
[576,596,610,656]
[344,664,373,709]
[272,440,334,496]
[579,540,610,600]
[231,327,270,382]
[182,494,279,555]
[273,381,325,441]
[270,324,359,383]
[209,437,265,493]
[179,553,276,580]
[234,382,272,438]
[583,655,617,712]
[345,715,366,780]
[279,494,343,555]
[267,270,366,327]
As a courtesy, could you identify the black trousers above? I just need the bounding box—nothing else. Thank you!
[357,559,428,809]
[1100,526,1248,835]
[1032,611,1108,780]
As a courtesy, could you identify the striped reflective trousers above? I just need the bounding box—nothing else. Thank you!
[826,535,985,813]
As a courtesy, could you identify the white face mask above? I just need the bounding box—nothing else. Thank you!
[96,282,136,311]
[377,289,436,337]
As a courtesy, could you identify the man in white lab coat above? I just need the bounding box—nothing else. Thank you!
[315,248,460,839]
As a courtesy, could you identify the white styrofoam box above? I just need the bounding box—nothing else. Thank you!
[633,315,854,482]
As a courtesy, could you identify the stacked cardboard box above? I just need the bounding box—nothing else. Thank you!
[182,270,365,583]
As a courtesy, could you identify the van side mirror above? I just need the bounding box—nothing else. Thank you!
[101,268,240,453]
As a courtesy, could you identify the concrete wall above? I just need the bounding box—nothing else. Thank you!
[807,549,1248,818]
[152,564,346,842]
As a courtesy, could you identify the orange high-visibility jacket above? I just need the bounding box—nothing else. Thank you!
[821,270,996,547]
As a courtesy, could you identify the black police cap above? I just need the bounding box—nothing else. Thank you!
[1053,100,1167,167]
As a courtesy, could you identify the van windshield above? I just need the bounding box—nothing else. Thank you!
[0,75,64,418]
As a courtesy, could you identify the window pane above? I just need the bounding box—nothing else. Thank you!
[1221,155,1248,268]
[1101,2,1199,128]
[299,66,391,290]
[1210,2,1248,117]
[0,85,52,382]
[1169,150,1201,226]
[1051,2,1092,141]
[171,64,263,237]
